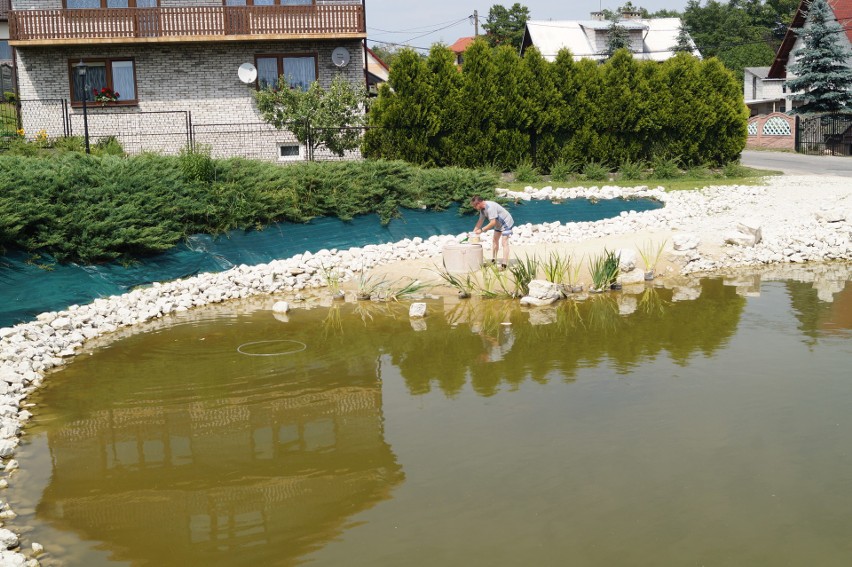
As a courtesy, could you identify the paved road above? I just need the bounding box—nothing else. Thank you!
[740,149,852,177]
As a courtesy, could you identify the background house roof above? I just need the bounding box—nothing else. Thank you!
[768,0,852,78]
[522,17,698,61]
[449,36,475,54]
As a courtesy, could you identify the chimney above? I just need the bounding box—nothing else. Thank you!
[620,9,642,20]
[590,11,605,21]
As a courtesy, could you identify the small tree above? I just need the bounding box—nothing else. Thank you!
[603,19,631,59]
[254,75,368,157]
[785,0,852,114]
[670,23,694,54]
[483,3,530,50]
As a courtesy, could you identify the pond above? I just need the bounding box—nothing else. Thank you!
[8,265,852,566]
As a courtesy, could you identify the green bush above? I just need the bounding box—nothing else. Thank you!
[651,156,682,179]
[513,160,540,183]
[582,161,610,181]
[618,159,646,180]
[549,159,579,182]
[179,144,215,185]
[2,92,16,105]
[0,154,498,263]
[52,136,86,153]
[93,136,124,156]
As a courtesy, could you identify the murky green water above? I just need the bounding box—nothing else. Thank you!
[10,269,852,566]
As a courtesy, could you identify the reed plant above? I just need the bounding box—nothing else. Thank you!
[541,251,568,285]
[320,263,343,298]
[588,249,619,291]
[355,269,389,301]
[637,239,667,277]
[507,254,539,297]
[431,262,476,298]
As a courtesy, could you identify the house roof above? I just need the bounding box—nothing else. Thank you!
[366,47,389,83]
[768,0,852,78]
[449,36,475,54]
[522,18,699,61]
[745,66,772,79]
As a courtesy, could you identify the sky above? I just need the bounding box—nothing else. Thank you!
[365,1,692,50]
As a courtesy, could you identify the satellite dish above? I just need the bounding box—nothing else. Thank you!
[331,47,351,68]
[238,62,258,84]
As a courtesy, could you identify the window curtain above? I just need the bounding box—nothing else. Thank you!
[111,61,135,100]
[256,57,278,89]
[73,64,107,101]
[106,0,129,7]
[283,57,315,90]
[282,0,312,5]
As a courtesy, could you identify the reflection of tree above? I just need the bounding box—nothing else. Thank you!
[388,278,745,393]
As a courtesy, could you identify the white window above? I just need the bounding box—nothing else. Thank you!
[279,144,303,160]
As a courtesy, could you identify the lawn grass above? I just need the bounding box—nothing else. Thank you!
[502,166,782,192]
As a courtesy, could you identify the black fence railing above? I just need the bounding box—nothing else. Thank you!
[796,113,852,156]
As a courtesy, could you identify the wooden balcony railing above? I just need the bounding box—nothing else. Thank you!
[9,3,366,43]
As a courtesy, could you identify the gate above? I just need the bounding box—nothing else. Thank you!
[796,113,852,156]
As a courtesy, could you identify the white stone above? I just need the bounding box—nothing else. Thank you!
[526,280,563,301]
[271,301,290,314]
[409,303,427,318]
[725,231,758,247]
[672,233,699,251]
[615,248,637,272]
[0,528,18,549]
[736,218,762,243]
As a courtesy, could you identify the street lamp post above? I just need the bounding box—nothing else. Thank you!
[76,60,90,154]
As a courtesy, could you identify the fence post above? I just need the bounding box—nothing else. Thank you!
[794,114,800,153]
[305,119,314,161]
[186,110,193,150]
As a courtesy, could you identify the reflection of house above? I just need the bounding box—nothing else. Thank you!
[746,0,852,116]
[8,0,368,158]
[41,375,403,566]
[449,35,474,66]
[520,10,699,62]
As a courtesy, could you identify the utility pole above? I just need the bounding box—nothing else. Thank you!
[473,10,479,36]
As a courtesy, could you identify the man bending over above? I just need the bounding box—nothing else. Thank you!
[471,195,514,270]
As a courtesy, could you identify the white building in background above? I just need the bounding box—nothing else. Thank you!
[520,9,700,62]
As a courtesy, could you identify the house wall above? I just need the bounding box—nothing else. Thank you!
[746,112,796,151]
[15,38,365,159]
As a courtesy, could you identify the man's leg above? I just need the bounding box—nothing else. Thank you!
[501,235,510,268]
[492,231,501,262]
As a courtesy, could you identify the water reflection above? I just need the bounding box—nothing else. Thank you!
[31,318,405,567]
[16,264,852,566]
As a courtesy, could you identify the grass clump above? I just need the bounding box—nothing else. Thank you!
[582,161,609,181]
[588,249,619,291]
[549,159,580,182]
[513,160,541,183]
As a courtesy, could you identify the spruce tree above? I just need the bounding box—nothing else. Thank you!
[670,24,694,54]
[785,0,852,114]
[603,20,631,59]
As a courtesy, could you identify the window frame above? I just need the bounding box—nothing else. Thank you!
[63,0,160,8]
[68,57,139,107]
[254,52,318,91]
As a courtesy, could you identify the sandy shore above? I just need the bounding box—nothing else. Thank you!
[357,174,852,295]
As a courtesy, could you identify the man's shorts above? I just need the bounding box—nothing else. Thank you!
[496,225,513,237]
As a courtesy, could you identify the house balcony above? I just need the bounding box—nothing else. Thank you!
[8,3,365,46]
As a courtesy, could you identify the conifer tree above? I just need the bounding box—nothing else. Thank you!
[785,0,852,114]
[670,24,695,54]
[603,20,631,59]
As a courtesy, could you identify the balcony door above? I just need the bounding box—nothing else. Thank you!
[135,0,159,37]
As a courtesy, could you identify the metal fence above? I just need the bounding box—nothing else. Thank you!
[796,113,852,156]
[7,99,366,162]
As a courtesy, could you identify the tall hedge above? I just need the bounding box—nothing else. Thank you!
[367,40,747,169]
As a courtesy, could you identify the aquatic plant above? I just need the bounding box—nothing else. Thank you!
[637,239,667,277]
[508,254,539,297]
[431,262,476,298]
[355,268,389,301]
[320,263,344,299]
[541,251,568,285]
[589,249,619,291]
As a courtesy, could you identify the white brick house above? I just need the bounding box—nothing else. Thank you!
[9,0,367,159]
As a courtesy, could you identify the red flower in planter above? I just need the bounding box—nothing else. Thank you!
[93,87,120,105]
